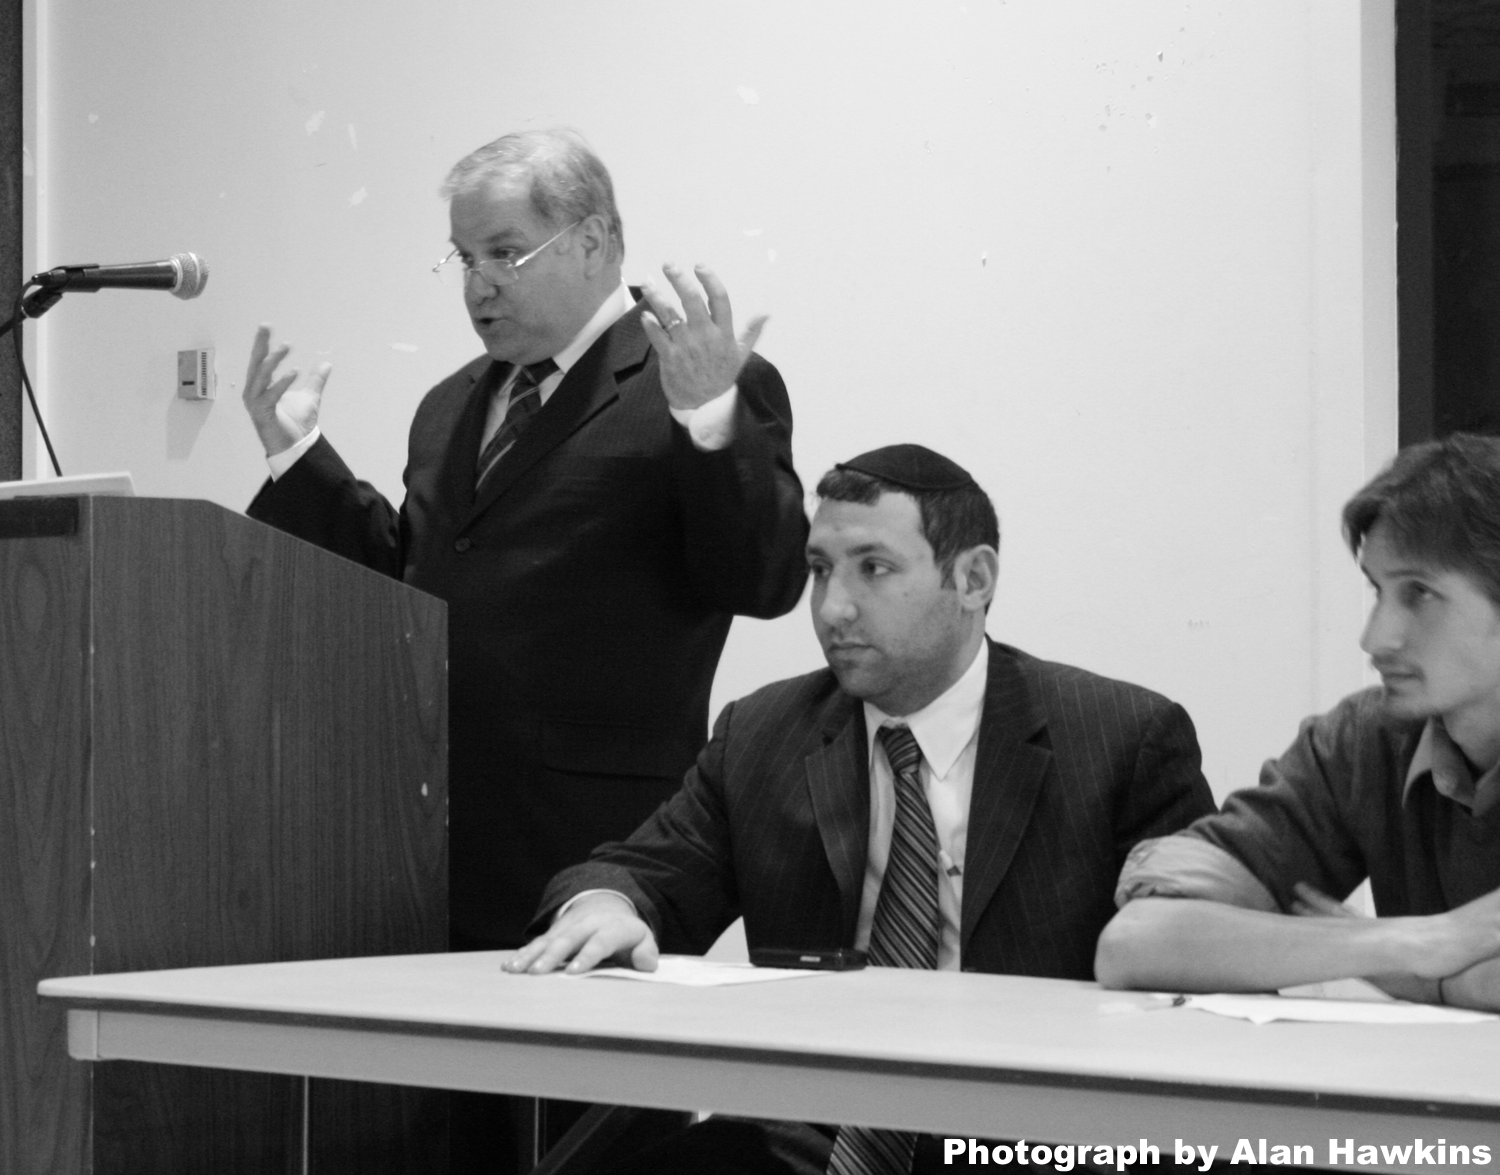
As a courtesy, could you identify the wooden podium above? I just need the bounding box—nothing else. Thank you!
[0,495,448,1174]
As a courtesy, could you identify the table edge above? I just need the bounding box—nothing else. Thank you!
[43,994,1500,1123]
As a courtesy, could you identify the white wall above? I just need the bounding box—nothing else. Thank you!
[22,0,1396,801]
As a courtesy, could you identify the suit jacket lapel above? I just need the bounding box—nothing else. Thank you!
[467,302,651,521]
[803,694,869,943]
[960,640,1052,953]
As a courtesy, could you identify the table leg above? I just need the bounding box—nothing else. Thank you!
[301,1076,311,1175]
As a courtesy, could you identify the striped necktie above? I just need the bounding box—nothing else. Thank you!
[827,724,939,1175]
[475,358,558,490]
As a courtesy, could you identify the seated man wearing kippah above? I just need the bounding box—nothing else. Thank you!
[511,443,1216,1175]
[1097,434,1500,1011]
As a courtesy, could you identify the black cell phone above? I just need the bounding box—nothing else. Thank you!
[749,947,867,971]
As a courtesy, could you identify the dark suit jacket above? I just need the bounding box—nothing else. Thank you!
[538,640,1215,978]
[248,301,809,943]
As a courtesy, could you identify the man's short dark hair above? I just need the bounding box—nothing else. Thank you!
[815,466,1000,585]
[1342,432,1500,606]
[441,128,625,263]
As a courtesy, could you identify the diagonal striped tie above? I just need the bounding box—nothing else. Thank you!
[827,724,939,1175]
[475,358,558,490]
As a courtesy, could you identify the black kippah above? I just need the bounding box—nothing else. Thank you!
[835,444,976,492]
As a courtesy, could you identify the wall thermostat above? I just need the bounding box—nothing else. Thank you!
[177,348,215,401]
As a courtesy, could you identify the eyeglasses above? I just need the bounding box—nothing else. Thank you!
[432,221,581,289]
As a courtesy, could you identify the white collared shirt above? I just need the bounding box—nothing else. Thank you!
[559,641,991,952]
[857,639,988,971]
[268,281,738,478]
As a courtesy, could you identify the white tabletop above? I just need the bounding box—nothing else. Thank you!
[40,952,1500,1171]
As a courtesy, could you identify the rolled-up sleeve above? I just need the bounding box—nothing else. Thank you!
[1114,834,1278,910]
[1121,693,1396,915]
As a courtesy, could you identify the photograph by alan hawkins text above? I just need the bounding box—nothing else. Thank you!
[939,1137,1496,1168]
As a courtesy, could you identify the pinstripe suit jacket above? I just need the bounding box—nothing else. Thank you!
[248,300,808,944]
[538,639,1215,977]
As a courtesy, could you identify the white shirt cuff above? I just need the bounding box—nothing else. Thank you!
[668,385,738,451]
[555,889,639,922]
[267,426,322,480]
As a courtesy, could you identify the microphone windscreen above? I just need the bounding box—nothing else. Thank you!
[172,252,209,299]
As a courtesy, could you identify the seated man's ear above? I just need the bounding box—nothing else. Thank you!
[952,545,999,612]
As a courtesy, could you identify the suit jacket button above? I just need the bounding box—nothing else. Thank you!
[454,537,472,553]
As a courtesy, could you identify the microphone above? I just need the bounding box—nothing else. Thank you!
[31,252,210,300]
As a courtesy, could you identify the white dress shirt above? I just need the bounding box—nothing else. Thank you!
[857,639,988,971]
[268,281,738,479]
[561,642,990,960]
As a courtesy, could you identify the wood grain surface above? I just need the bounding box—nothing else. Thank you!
[4,497,448,1173]
[0,507,92,1175]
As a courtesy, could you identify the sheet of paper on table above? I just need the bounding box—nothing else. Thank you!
[1277,977,1395,1002]
[1184,990,1497,1026]
[574,955,835,987]
[1100,980,1498,1025]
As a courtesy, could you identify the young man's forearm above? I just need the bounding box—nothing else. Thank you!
[1095,897,1470,992]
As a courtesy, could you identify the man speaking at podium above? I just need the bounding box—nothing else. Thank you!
[239,128,808,956]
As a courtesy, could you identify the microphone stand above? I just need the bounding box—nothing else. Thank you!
[6,284,65,476]
[0,288,63,339]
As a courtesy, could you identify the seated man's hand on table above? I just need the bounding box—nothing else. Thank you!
[1438,954,1500,1011]
[1291,881,1500,1008]
[505,892,660,975]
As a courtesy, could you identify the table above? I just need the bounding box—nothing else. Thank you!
[39,952,1500,1173]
